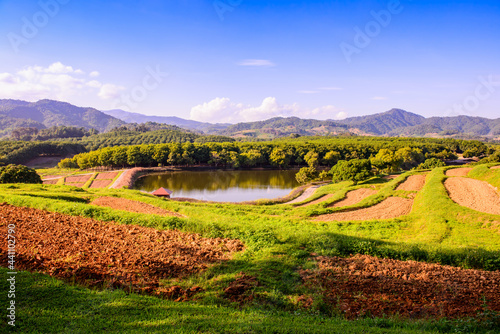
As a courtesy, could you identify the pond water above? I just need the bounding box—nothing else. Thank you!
[134,169,300,202]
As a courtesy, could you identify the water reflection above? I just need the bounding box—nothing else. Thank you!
[134,169,300,202]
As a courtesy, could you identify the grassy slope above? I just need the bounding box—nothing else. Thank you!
[1,165,500,332]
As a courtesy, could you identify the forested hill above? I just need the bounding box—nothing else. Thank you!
[337,109,426,135]
[0,99,125,135]
[217,117,350,138]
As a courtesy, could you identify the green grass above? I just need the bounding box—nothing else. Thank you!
[1,166,500,332]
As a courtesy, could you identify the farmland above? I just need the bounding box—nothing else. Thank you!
[1,159,500,332]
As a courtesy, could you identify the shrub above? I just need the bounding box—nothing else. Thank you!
[415,158,446,170]
[330,159,373,184]
[0,164,42,184]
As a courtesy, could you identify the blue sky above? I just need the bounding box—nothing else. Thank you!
[0,0,499,123]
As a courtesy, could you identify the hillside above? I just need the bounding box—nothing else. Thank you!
[0,99,125,135]
[337,109,426,135]
[218,116,350,138]
[103,109,229,133]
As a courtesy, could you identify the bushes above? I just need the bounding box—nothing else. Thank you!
[330,159,373,184]
[0,164,42,184]
[415,158,446,170]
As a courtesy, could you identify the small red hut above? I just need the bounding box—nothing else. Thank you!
[152,187,173,198]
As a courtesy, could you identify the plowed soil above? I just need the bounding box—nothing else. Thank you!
[446,168,472,177]
[43,179,59,185]
[89,180,113,188]
[315,197,413,222]
[0,203,243,296]
[91,197,185,217]
[95,172,119,180]
[301,254,500,319]
[492,166,500,170]
[444,177,500,215]
[299,194,336,207]
[65,174,93,183]
[65,182,85,187]
[329,188,377,208]
[396,175,426,191]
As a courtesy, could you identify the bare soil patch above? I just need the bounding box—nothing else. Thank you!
[315,197,413,222]
[0,203,243,296]
[491,165,500,170]
[89,180,113,188]
[446,168,472,177]
[382,175,398,180]
[95,172,119,180]
[301,254,500,319]
[396,175,426,191]
[286,185,321,204]
[43,179,59,185]
[223,272,259,304]
[91,196,185,217]
[42,175,63,180]
[329,188,377,208]
[65,182,85,187]
[25,156,65,168]
[65,174,93,183]
[299,194,336,207]
[444,177,500,215]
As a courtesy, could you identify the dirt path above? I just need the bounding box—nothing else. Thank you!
[285,185,321,204]
[396,174,426,191]
[0,203,243,297]
[329,188,377,208]
[444,177,500,215]
[299,194,337,207]
[301,254,500,319]
[91,197,184,217]
[315,197,413,221]
[446,168,473,177]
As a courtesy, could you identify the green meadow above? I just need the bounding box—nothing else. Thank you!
[1,164,500,333]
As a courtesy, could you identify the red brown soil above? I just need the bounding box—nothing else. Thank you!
[89,180,113,188]
[65,182,85,187]
[446,168,473,177]
[95,172,119,180]
[301,254,500,319]
[329,188,377,208]
[42,175,63,180]
[91,196,185,218]
[491,166,500,170]
[65,174,93,183]
[0,203,243,297]
[315,197,412,222]
[299,194,336,207]
[444,177,500,215]
[396,175,426,191]
[43,179,59,185]
[223,272,259,304]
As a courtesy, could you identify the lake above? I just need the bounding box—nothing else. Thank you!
[134,169,300,202]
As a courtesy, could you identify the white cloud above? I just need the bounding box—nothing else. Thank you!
[89,71,100,77]
[0,62,123,102]
[238,59,276,67]
[98,83,125,100]
[371,96,387,100]
[190,97,346,123]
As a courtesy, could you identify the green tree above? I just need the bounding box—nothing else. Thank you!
[269,147,291,168]
[323,151,341,167]
[295,166,318,184]
[127,146,142,166]
[304,150,319,168]
[0,164,42,184]
[330,159,373,185]
[416,158,446,170]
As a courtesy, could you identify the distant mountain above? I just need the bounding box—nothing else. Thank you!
[0,99,125,135]
[337,109,426,135]
[103,109,229,133]
[218,117,350,138]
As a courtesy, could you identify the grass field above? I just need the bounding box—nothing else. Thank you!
[1,164,500,333]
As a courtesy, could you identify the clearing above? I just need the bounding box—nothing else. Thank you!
[444,177,500,215]
[396,174,426,191]
[91,196,184,217]
[301,254,500,319]
[446,168,473,177]
[329,188,377,208]
[315,197,413,221]
[0,203,243,295]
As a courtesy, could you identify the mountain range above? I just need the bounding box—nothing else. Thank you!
[1,99,499,139]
